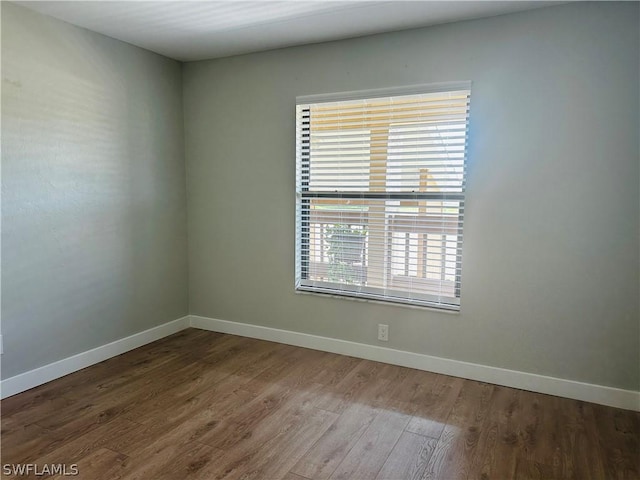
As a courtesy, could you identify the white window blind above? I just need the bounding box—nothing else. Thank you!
[295,84,471,310]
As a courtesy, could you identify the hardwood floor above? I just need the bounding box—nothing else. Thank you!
[2,329,638,479]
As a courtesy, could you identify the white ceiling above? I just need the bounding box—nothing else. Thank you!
[17,1,563,62]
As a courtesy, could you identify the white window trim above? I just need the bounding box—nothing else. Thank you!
[296,81,472,105]
[295,82,471,311]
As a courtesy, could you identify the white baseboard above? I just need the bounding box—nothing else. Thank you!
[190,315,640,411]
[3,314,637,411]
[0,316,190,399]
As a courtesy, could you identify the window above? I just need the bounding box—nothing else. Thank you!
[295,83,471,310]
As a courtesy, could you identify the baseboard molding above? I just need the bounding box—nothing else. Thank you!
[190,315,640,411]
[3,314,637,411]
[0,316,190,399]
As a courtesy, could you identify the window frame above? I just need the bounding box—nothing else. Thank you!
[295,82,471,311]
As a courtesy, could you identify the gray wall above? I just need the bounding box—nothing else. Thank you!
[184,2,640,390]
[1,3,188,379]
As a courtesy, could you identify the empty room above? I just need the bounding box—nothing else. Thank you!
[1,1,639,478]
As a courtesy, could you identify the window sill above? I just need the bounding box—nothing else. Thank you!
[294,287,461,314]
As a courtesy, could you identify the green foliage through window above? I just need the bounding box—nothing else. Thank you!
[325,224,367,285]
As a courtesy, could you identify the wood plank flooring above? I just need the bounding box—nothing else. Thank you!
[1,328,638,479]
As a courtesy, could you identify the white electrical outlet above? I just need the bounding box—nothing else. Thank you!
[377,324,389,341]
